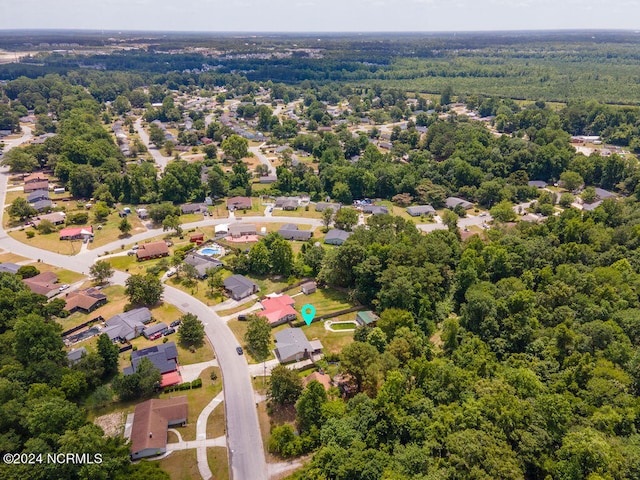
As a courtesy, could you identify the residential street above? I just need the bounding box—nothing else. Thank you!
[133,117,171,172]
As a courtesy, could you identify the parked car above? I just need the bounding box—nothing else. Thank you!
[149,332,163,340]
[238,314,247,321]
[236,346,243,355]
[170,319,182,327]
[59,284,70,291]
[127,250,136,256]
[164,328,175,336]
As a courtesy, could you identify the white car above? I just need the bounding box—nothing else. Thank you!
[59,284,70,291]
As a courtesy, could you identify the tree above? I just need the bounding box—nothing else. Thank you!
[334,208,358,231]
[340,341,379,392]
[69,164,99,198]
[582,186,597,204]
[0,148,38,173]
[125,274,163,306]
[244,314,271,362]
[89,260,114,285]
[8,197,36,220]
[13,313,66,383]
[113,95,131,115]
[441,208,459,232]
[441,85,454,105]
[296,380,328,433]
[16,265,39,279]
[490,200,517,222]
[36,219,55,234]
[178,313,204,347]
[162,214,182,236]
[221,134,249,160]
[112,357,161,400]
[149,123,165,147]
[321,207,334,230]
[560,170,584,191]
[249,241,271,275]
[118,216,132,236]
[202,143,218,159]
[148,202,179,224]
[269,365,303,406]
[97,333,119,377]
[269,237,294,276]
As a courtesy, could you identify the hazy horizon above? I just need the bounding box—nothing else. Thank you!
[2,1,640,33]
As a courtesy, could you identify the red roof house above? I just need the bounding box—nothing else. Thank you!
[59,226,93,240]
[258,295,298,326]
[136,241,170,261]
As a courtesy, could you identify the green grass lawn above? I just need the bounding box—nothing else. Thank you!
[272,208,323,219]
[207,448,229,480]
[33,262,86,284]
[227,319,276,364]
[292,287,352,317]
[167,276,225,307]
[9,229,79,255]
[216,300,257,317]
[233,197,265,218]
[89,211,147,250]
[206,401,226,438]
[301,313,356,354]
[158,450,201,480]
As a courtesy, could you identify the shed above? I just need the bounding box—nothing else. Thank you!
[301,281,317,295]
[356,310,379,326]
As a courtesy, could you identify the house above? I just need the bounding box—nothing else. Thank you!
[31,199,52,212]
[142,322,169,340]
[258,295,298,326]
[324,229,352,246]
[445,197,474,210]
[528,180,548,189]
[136,241,170,261]
[124,341,178,375]
[59,226,94,241]
[259,174,278,184]
[22,271,59,298]
[362,205,389,215]
[183,254,222,279]
[228,223,257,238]
[24,180,49,193]
[181,203,207,215]
[64,287,107,314]
[301,281,317,295]
[0,262,21,274]
[406,205,436,217]
[278,224,313,241]
[27,190,49,203]
[223,274,259,300]
[226,196,252,211]
[130,396,188,460]
[136,208,148,219]
[215,224,229,235]
[37,211,65,225]
[190,233,204,245]
[24,172,47,184]
[274,196,300,209]
[67,347,87,366]
[102,307,152,342]
[315,202,341,212]
[274,328,322,363]
[303,371,332,390]
[356,310,379,326]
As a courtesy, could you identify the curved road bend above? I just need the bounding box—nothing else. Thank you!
[1,134,268,480]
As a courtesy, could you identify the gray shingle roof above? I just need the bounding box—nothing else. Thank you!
[127,342,178,374]
[324,229,352,245]
[274,328,313,363]
[406,205,435,216]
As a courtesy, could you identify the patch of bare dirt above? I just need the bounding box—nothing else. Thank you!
[94,412,125,437]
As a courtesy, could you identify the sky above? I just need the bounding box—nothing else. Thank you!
[2,0,640,32]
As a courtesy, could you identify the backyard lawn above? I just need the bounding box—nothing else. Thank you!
[301,313,356,354]
[158,450,201,480]
[293,287,352,317]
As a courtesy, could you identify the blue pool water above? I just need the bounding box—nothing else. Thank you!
[199,247,221,256]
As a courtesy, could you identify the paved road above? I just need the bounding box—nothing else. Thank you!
[1,125,33,151]
[133,117,171,172]
[0,128,269,479]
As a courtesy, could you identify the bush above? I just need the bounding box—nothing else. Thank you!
[191,378,203,388]
[26,230,35,239]
[162,337,168,343]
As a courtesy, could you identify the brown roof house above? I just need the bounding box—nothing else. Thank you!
[24,172,47,184]
[64,287,107,314]
[226,196,252,211]
[130,396,188,460]
[23,271,59,298]
[24,180,49,193]
[136,241,170,261]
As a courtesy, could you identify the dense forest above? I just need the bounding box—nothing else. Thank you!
[1,32,640,480]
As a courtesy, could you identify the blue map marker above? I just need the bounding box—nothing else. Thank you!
[301,304,316,326]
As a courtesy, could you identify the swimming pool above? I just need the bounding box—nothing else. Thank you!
[199,247,222,256]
